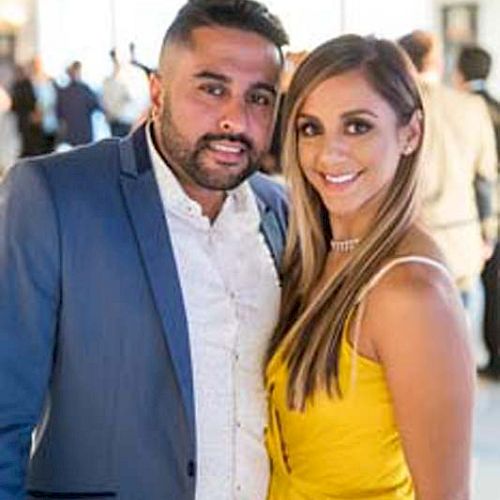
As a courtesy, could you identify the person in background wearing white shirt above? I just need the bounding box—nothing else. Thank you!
[398,31,498,367]
[102,48,150,137]
[30,55,59,153]
[0,84,20,177]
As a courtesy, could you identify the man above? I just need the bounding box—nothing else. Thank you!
[57,60,100,146]
[455,45,500,379]
[0,1,289,499]
[0,84,20,177]
[398,31,498,364]
[30,56,59,153]
[102,48,150,137]
[10,63,45,157]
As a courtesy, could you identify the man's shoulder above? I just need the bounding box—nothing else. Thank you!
[427,83,491,134]
[482,91,500,124]
[248,172,289,225]
[248,172,287,202]
[480,89,500,106]
[31,138,120,170]
[435,83,483,110]
[10,138,122,192]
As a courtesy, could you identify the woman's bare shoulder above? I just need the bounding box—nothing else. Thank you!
[366,224,451,300]
[356,223,466,361]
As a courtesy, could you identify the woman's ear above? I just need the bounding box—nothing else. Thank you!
[400,109,423,156]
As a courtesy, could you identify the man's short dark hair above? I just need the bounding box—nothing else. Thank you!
[161,0,289,59]
[457,45,492,82]
[397,30,435,73]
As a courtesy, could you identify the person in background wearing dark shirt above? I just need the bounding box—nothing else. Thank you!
[57,60,100,146]
[11,64,44,156]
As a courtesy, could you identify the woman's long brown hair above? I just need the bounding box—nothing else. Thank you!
[266,35,424,410]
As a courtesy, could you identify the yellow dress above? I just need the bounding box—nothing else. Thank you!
[265,325,414,500]
[265,257,447,500]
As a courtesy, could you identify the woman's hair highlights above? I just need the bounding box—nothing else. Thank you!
[266,34,424,410]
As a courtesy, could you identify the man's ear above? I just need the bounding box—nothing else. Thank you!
[149,72,164,118]
[400,109,423,156]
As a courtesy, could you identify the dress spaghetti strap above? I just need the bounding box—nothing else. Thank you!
[356,255,450,305]
[347,256,452,386]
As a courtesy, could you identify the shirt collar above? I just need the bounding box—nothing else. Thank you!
[466,79,487,93]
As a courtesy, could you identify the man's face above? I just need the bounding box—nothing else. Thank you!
[150,26,282,194]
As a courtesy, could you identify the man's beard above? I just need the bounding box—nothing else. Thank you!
[157,101,262,191]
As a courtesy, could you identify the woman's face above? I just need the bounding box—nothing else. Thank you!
[296,69,418,230]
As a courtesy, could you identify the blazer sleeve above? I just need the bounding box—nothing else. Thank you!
[0,162,60,498]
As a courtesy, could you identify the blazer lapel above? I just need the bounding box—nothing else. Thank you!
[254,195,286,274]
[118,125,195,436]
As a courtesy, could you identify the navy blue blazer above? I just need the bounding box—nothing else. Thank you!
[0,125,288,500]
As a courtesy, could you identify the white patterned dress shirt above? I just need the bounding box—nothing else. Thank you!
[147,126,281,500]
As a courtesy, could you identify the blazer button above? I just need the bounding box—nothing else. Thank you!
[187,459,196,478]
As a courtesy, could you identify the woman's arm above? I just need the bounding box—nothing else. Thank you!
[361,263,475,500]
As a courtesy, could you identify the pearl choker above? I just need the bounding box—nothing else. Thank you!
[330,238,360,253]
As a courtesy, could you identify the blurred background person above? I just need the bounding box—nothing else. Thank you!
[455,44,500,380]
[399,30,498,367]
[260,50,308,176]
[57,60,100,147]
[10,63,44,157]
[0,84,20,178]
[30,55,59,153]
[101,48,150,137]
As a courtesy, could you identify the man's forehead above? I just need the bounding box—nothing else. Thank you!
[163,26,282,79]
[188,25,276,48]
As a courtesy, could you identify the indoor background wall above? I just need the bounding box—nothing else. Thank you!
[0,0,499,99]
[32,0,436,87]
[435,0,500,92]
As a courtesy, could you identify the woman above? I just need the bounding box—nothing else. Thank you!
[265,35,474,500]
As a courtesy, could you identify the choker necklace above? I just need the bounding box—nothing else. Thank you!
[330,238,360,253]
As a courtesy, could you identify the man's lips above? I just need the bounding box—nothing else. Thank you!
[209,141,247,154]
[201,140,250,165]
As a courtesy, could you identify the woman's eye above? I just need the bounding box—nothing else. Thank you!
[297,121,320,137]
[345,120,372,135]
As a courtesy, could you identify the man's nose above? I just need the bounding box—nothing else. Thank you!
[218,99,249,134]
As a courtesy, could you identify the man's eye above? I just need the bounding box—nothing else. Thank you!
[345,120,372,135]
[200,84,226,97]
[297,121,320,137]
[248,92,273,107]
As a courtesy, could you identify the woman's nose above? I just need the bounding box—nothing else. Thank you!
[319,139,349,166]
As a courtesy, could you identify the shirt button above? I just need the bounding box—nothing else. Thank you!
[187,459,196,478]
